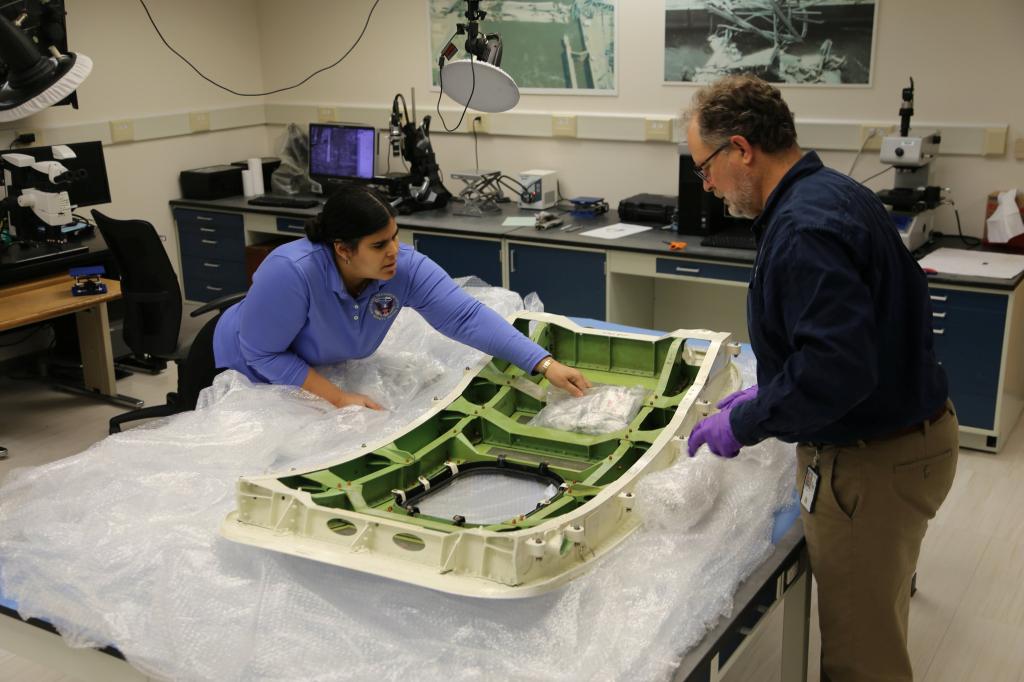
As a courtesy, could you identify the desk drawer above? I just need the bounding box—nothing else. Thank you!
[174,208,244,233]
[179,223,245,262]
[277,217,308,234]
[181,256,247,302]
[656,257,751,283]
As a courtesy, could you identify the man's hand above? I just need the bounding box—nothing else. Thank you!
[331,391,384,411]
[716,384,758,410]
[542,359,591,398]
[687,409,742,458]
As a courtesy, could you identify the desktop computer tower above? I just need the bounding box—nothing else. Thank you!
[676,152,752,235]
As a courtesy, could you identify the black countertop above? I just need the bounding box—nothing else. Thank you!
[168,196,1024,291]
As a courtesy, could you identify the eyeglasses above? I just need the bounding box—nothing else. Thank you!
[692,141,733,183]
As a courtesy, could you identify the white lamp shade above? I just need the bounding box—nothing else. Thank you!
[440,59,519,114]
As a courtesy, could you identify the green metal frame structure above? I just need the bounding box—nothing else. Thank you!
[221,313,741,597]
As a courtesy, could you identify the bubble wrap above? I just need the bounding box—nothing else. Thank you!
[0,293,793,681]
[529,384,647,435]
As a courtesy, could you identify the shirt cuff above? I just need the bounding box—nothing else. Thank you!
[729,400,765,446]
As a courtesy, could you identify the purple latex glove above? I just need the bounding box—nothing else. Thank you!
[716,384,758,410]
[687,408,743,458]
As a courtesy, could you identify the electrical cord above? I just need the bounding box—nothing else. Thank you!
[857,166,893,185]
[436,42,475,132]
[847,128,880,176]
[137,0,382,96]
[932,197,981,248]
[471,116,481,172]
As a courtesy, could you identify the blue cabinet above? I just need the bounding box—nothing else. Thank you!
[174,209,249,302]
[928,286,1007,430]
[413,233,502,287]
[509,243,606,320]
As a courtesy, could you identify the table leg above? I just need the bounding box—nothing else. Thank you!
[75,302,117,396]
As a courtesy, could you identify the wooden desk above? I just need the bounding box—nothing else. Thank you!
[0,274,123,398]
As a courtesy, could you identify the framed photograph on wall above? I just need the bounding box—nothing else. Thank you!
[664,0,878,86]
[428,0,618,95]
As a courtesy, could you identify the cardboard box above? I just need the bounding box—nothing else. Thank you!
[984,190,1024,250]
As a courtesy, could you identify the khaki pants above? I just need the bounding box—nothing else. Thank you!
[796,403,959,682]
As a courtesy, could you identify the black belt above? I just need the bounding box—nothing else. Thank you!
[877,403,949,441]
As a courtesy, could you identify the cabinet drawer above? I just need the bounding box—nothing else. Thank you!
[656,257,751,283]
[277,217,308,234]
[173,208,244,232]
[181,256,247,302]
[179,223,245,261]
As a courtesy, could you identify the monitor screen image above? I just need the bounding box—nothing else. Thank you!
[309,124,376,181]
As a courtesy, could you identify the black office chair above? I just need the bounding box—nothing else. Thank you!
[92,210,244,434]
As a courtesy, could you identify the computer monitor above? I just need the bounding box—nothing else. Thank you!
[308,123,376,185]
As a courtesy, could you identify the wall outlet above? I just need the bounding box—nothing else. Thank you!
[317,106,337,123]
[109,119,135,144]
[1015,137,1024,161]
[471,114,489,134]
[858,124,891,150]
[551,114,577,138]
[644,117,673,142]
[189,111,211,133]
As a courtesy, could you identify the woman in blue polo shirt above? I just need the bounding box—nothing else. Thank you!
[213,186,590,409]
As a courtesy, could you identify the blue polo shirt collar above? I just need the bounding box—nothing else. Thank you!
[320,243,388,303]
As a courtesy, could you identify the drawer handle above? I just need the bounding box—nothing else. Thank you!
[203,262,221,269]
[200,227,216,233]
[933,328,945,335]
[206,285,223,292]
[201,239,218,245]
[196,215,213,221]
[929,294,947,302]
[674,266,700,274]
[932,311,946,319]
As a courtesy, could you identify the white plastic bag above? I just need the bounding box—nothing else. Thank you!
[986,189,1024,243]
[529,384,647,435]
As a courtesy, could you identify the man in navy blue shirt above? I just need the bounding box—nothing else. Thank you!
[685,75,958,682]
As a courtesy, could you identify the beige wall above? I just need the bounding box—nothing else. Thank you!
[3,0,273,276]
[255,0,1024,236]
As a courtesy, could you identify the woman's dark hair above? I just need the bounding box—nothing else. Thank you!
[687,74,797,153]
[305,185,397,248]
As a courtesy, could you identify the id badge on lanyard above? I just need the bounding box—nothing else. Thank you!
[801,453,820,513]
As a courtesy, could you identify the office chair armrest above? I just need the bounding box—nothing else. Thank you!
[191,292,245,317]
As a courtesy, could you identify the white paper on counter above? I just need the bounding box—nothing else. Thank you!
[579,223,652,239]
[918,247,1024,280]
[986,189,1024,243]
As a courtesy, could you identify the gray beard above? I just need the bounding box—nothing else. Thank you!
[725,174,761,219]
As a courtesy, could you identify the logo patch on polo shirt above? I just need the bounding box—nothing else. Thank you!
[370,292,399,320]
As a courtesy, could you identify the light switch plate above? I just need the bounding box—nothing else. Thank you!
[317,107,337,123]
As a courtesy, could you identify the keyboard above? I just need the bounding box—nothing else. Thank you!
[247,195,321,209]
[701,230,758,251]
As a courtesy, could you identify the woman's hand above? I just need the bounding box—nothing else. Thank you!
[331,391,384,411]
[302,368,383,410]
[542,359,591,397]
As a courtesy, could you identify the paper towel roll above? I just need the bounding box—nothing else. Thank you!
[241,169,256,197]
[247,158,264,195]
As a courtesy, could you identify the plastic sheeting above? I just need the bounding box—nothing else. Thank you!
[529,384,647,435]
[0,286,793,682]
[415,473,559,525]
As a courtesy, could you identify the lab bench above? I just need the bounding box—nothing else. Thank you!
[168,197,1024,452]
